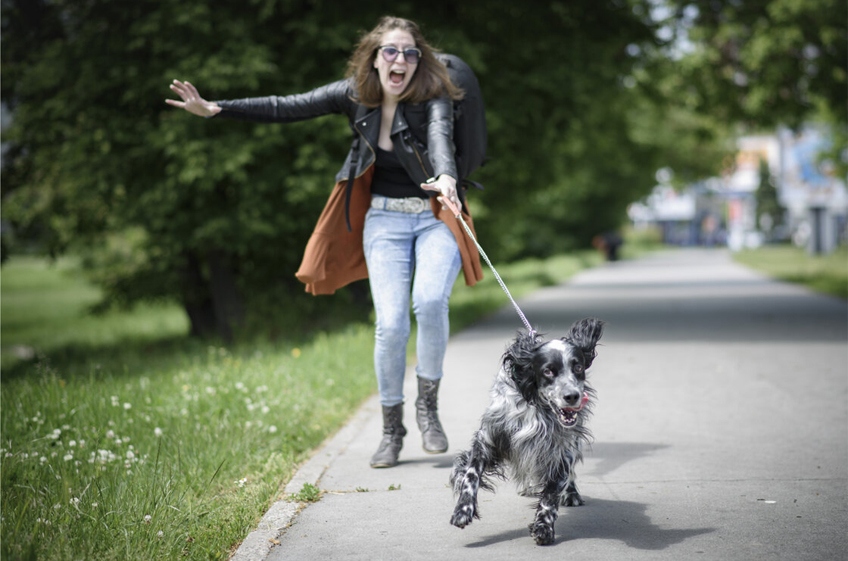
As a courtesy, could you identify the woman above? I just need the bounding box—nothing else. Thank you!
[167,16,483,468]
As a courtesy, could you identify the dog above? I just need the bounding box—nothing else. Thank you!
[449,318,604,545]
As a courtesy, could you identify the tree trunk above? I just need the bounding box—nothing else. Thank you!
[205,249,244,343]
[179,251,217,338]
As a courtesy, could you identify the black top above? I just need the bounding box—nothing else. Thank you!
[370,147,428,199]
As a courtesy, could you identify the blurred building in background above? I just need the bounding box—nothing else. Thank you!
[628,126,847,254]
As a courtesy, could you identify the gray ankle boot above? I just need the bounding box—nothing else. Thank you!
[370,403,407,468]
[415,377,448,454]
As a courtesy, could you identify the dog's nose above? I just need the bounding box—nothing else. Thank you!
[564,390,581,406]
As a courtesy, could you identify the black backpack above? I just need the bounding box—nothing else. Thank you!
[436,53,488,188]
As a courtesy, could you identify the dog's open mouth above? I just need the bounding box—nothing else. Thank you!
[557,394,590,427]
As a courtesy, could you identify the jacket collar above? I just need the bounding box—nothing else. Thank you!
[353,104,410,147]
[353,106,380,150]
[390,104,409,136]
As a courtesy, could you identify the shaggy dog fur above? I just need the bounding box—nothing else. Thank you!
[449,318,604,545]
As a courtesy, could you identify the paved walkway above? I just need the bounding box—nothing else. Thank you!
[232,249,847,561]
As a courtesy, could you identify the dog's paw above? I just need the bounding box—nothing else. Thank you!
[563,491,584,507]
[450,504,476,528]
[529,522,556,545]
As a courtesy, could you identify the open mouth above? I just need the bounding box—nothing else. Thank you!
[389,70,405,86]
[557,393,590,427]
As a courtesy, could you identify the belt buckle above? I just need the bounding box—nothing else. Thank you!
[405,198,425,213]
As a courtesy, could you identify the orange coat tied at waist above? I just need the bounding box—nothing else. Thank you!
[296,165,483,295]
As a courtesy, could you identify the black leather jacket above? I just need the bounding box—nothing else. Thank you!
[214,79,459,201]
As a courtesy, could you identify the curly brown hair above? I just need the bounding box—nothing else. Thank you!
[346,16,464,108]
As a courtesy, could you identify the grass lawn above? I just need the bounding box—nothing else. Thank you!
[732,244,848,300]
[1,248,605,561]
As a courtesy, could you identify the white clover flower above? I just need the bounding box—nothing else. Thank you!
[115,439,123,446]
[63,454,73,461]
[126,450,135,460]
[157,530,164,539]
[106,430,115,439]
[53,503,62,510]
[69,440,76,447]
[70,497,80,506]
[268,425,278,434]
[144,514,152,524]
[261,406,270,415]
[96,449,116,463]
[123,402,132,410]
[154,427,163,437]
[111,396,119,406]
[40,456,47,463]
[91,502,98,508]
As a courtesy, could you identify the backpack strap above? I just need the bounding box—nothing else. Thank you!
[344,135,359,232]
[344,104,371,232]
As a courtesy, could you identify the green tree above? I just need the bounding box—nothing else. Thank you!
[755,157,784,238]
[3,0,701,337]
[440,0,673,259]
[2,0,378,339]
[660,0,847,174]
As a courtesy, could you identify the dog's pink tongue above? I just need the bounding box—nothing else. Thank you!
[565,393,590,412]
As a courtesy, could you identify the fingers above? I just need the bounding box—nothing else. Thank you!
[170,80,193,101]
[183,81,201,98]
[421,181,459,211]
[167,80,219,116]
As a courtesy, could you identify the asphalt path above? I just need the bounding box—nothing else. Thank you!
[232,248,847,561]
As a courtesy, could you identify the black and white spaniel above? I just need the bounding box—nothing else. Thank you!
[450,318,604,545]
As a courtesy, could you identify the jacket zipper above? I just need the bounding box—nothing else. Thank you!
[408,138,431,179]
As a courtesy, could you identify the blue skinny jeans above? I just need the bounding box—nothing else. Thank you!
[363,199,462,407]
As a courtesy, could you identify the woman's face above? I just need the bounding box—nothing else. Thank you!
[373,28,418,102]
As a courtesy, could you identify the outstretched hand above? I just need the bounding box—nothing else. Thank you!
[421,175,460,215]
[165,80,221,117]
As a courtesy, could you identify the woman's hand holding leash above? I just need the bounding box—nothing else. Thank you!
[422,175,460,217]
[166,80,222,117]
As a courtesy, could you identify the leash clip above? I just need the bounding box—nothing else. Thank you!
[440,195,462,218]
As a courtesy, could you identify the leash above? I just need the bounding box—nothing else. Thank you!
[438,195,536,338]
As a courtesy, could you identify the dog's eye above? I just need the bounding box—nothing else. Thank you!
[572,363,584,375]
[542,368,554,378]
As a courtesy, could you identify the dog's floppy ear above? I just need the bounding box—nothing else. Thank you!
[564,318,604,369]
[502,330,542,404]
